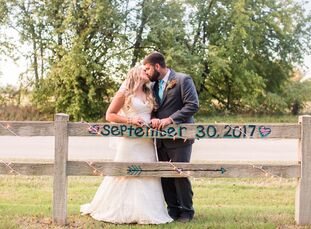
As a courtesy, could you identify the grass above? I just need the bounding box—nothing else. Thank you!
[1,176,310,229]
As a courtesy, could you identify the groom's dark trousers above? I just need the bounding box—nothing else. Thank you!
[157,142,194,219]
[153,69,199,220]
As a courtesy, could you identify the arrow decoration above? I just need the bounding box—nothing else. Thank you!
[207,167,226,174]
[127,165,142,175]
[126,164,227,176]
[179,167,227,174]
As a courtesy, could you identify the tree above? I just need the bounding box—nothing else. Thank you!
[284,79,311,115]
[0,0,15,60]
[0,0,9,56]
[187,0,311,113]
[33,0,126,121]
[1,0,310,120]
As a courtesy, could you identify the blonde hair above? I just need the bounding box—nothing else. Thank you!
[123,65,157,110]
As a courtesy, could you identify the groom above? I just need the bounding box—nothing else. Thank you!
[143,52,199,222]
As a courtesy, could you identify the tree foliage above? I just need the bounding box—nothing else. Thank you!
[0,0,310,120]
[187,0,311,112]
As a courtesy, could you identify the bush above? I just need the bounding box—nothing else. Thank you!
[0,105,53,121]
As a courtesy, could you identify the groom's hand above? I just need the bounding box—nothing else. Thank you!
[150,118,161,129]
[158,118,173,130]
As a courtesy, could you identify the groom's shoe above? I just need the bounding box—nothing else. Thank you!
[168,209,180,221]
[177,213,193,223]
[168,213,180,221]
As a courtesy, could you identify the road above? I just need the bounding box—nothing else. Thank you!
[0,136,298,162]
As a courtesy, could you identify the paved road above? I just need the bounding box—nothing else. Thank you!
[0,136,298,162]
[0,136,298,161]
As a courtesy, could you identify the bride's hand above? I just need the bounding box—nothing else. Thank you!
[129,117,144,127]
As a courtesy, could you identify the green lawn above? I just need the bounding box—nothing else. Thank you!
[1,176,309,229]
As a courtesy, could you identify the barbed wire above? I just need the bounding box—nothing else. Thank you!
[0,120,281,179]
[0,158,286,181]
[0,122,18,136]
[251,164,282,179]
[86,161,104,176]
[0,160,21,175]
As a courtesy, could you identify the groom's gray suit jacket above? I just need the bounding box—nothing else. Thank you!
[152,69,199,149]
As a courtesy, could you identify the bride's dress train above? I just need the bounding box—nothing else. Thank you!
[80,97,173,224]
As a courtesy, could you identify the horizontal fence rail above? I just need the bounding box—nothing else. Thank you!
[0,121,301,139]
[0,121,54,136]
[0,161,301,178]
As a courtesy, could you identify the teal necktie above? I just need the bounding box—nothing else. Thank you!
[158,79,164,100]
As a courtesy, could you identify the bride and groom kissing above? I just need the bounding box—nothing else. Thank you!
[81,51,199,224]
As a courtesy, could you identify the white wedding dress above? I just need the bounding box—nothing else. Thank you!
[80,96,173,224]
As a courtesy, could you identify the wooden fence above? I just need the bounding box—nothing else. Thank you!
[0,113,310,226]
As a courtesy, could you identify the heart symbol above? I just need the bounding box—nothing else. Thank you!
[88,125,100,135]
[258,126,271,138]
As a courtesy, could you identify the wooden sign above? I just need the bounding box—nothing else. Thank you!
[80,123,300,139]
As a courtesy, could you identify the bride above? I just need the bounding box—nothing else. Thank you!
[80,65,173,224]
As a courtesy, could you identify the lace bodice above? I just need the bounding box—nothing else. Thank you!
[121,96,153,124]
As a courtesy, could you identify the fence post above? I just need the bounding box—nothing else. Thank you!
[295,115,311,225]
[53,113,69,225]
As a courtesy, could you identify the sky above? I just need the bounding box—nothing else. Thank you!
[0,1,310,87]
[0,27,30,87]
